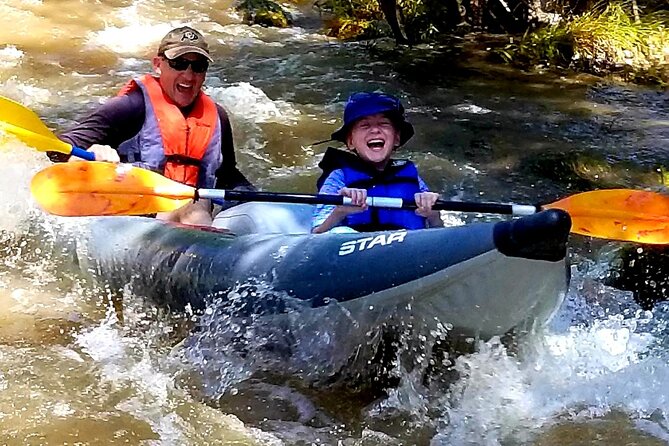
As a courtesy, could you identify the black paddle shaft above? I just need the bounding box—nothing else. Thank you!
[204,189,542,216]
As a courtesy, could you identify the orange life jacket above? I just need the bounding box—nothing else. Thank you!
[118,75,219,186]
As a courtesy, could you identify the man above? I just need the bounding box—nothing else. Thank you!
[50,26,254,225]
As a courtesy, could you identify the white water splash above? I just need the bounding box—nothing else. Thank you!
[76,306,191,444]
[0,79,52,109]
[87,22,174,56]
[452,103,494,115]
[0,45,23,69]
[0,138,50,233]
[432,307,668,445]
[207,82,301,124]
[217,23,272,47]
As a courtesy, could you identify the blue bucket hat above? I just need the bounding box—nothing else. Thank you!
[331,92,415,146]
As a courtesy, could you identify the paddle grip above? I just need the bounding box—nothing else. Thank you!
[432,200,539,215]
[70,146,96,161]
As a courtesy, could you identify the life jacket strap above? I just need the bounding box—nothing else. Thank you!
[165,154,203,167]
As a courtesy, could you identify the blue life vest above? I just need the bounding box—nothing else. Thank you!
[341,159,426,231]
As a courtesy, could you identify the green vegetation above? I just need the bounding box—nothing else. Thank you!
[319,0,449,41]
[319,0,385,40]
[395,0,452,42]
[236,0,292,27]
[315,0,668,84]
[499,3,669,83]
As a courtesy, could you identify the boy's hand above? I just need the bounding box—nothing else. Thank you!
[415,192,444,227]
[335,187,368,216]
[414,192,440,217]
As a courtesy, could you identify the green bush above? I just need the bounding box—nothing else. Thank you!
[500,2,669,82]
[322,0,452,41]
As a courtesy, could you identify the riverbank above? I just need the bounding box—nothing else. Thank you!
[499,3,669,86]
[311,0,669,85]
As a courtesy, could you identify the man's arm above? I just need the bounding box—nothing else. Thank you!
[48,91,145,162]
[214,105,255,191]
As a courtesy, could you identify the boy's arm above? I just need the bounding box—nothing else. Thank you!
[312,169,347,233]
[417,175,444,228]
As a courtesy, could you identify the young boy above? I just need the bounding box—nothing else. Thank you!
[312,92,443,233]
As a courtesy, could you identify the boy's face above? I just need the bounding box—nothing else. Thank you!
[346,113,400,170]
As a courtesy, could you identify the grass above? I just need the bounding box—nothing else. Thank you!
[499,2,669,83]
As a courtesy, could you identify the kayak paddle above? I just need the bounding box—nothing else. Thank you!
[0,95,95,160]
[30,162,540,217]
[30,162,669,244]
[542,188,669,245]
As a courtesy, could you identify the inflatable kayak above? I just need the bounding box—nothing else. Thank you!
[76,203,571,340]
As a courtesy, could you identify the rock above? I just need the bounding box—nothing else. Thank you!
[236,0,292,28]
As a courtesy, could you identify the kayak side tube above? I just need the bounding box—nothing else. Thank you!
[77,209,570,338]
[493,208,572,262]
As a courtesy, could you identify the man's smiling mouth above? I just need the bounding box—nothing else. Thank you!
[176,83,194,92]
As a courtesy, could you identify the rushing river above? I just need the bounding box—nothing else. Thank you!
[2,1,669,444]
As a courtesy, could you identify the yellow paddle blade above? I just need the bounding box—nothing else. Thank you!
[0,95,73,154]
[0,96,54,137]
[545,189,669,244]
[0,121,73,154]
[30,162,195,216]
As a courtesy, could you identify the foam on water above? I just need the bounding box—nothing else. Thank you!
[88,22,173,56]
[208,82,301,124]
[72,300,278,445]
[0,80,53,110]
[431,277,669,445]
[83,5,323,69]
[0,46,23,69]
[74,311,183,444]
[203,82,305,175]
[0,139,50,233]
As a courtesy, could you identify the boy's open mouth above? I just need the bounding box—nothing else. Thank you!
[366,138,385,149]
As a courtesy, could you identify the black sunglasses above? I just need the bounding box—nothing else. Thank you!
[163,56,209,73]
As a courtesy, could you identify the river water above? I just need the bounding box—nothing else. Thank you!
[2,1,669,445]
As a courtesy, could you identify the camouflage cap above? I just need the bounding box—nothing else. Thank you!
[157,26,213,62]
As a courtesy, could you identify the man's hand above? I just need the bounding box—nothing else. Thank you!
[69,144,120,162]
